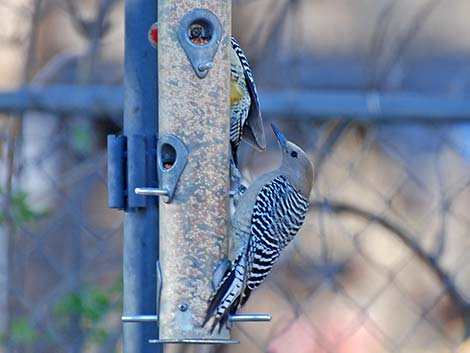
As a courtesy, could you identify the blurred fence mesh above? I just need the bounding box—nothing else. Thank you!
[231,121,470,353]
[1,1,470,353]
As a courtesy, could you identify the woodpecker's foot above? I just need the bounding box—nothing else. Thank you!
[230,159,242,184]
[231,189,241,207]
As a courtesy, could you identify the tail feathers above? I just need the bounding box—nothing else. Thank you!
[202,267,236,328]
[202,257,245,333]
[241,113,265,152]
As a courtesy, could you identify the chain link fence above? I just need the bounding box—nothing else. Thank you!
[0,1,124,352]
[230,120,470,353]
[1,1,470,353]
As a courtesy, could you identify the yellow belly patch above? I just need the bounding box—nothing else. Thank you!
[231,80,244,105]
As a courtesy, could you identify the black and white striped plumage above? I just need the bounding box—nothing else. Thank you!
[243,175,309,300]
[203,125,313,333]
[230,36,265,161]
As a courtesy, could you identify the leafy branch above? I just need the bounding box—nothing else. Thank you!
[0,189,48,227]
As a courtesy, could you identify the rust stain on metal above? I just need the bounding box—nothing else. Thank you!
[158,0,231,340]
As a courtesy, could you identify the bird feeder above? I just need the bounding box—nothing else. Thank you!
[120,2,271,344]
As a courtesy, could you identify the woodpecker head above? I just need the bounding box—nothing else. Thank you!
[271,124,313,199]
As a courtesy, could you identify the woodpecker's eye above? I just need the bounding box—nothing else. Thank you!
[290,151,298,158]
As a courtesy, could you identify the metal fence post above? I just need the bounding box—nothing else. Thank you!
[123,0,161,352]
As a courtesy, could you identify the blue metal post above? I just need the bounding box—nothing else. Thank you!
[123,0,160,352]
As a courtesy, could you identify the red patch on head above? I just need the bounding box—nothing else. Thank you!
[148,22,158,48]
[151,27,158,44]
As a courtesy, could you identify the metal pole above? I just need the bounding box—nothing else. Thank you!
[123,0,160,352]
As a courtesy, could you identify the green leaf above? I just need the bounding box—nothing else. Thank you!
[11,318,38,345]
[54,292,83,319]
[53,283,121,347]
[54,286,113,324]
[82,288,111,321]
[71,124,93,155]
[90,327,109,344]
[11,191,48,224]
[0,188,48,226]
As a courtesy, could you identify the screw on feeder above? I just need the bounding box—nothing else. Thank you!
[198,62,214,72]
[178,303,188,312]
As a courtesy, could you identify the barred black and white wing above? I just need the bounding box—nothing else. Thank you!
[203,175,309,332]
[241,175,309,304]
[230,36,265,153]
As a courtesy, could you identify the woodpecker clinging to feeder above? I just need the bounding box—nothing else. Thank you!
[148,25,264,191]
[203,124,313,333]
[230,36,265,163]
[187,31,266,189]
[229,36,265,196]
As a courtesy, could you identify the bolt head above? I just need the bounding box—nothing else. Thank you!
[178,303,188,312]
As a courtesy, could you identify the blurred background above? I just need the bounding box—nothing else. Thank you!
[0,0,469,352]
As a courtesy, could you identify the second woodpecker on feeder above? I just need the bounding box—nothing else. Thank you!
[230,36,265,160]
[203,124,314,333]
[148,25,265,195]
[229,36,266,196]
[185,28,266,158]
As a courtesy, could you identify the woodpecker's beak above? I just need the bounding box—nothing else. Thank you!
[271,123,287,152]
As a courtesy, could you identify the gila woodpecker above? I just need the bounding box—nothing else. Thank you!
[203,124,314,333]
